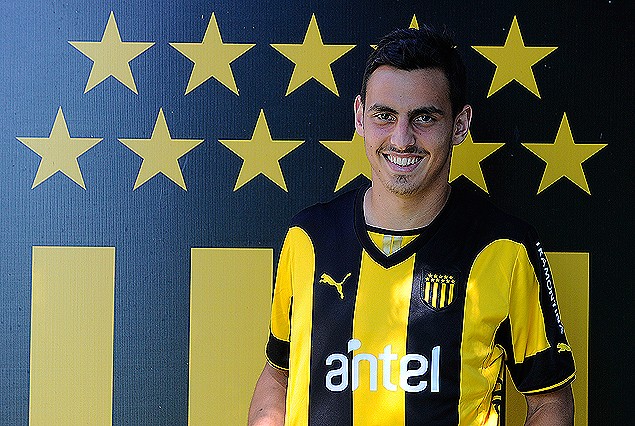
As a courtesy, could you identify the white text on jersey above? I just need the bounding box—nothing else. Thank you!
[325,339,440,393]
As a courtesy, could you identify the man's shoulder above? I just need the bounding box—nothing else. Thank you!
[290,185,363,231]
[450,184,535,241]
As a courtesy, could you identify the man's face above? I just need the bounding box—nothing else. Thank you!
[355,65,470,199]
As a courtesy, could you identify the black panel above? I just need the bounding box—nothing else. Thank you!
[293,188,363,425]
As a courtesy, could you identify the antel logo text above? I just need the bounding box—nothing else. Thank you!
[325,339,440,393]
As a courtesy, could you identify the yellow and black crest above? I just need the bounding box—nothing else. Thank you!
[422,272,457,310]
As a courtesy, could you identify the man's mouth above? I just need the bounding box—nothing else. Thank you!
[384,154,422,168]
[386,155,421,166]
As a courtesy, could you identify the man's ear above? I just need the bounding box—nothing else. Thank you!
[452,105,472,146]
[354,95,364,137]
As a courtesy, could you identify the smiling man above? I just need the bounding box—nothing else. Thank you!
[355,64,470,231]
[248,27,575,425]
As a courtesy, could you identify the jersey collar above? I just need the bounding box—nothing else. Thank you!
[353,184,455,268]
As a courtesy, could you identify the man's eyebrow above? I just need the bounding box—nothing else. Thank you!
[367,104,398,114]
[408,106,445,119]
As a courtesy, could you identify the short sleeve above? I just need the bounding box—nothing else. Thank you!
[504,230,575,394]
[265,228,295,370]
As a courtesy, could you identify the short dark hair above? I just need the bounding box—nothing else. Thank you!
[360,26,467,117]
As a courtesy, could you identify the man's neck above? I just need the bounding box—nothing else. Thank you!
[363,183,451,231]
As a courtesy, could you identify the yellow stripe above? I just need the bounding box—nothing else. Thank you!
[270,230,295,343]
[352,251,414,426]
[458,240,533,425]
[278,227,315,426]
[423,276,431,303]
[29,246,115,425]
[431,280,439,308]
[508,246,549,363]
[439,282,447,308]
[189,248,272,425]
[448,283,454,305]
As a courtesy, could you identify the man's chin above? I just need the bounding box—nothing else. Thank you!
[384,177,420,197]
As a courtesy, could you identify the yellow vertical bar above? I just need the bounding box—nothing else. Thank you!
[423,277,431,303]
[352,252,414,426]
[439,282,447,308]
[431,281,439,308]
[506,252,588,426]
[29,246,115,426]
[188,248,272,426]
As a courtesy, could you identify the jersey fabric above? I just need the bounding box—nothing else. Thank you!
[266,184,575,426]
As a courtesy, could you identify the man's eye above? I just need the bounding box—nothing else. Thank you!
[375,113,394,122]
[414,115,434,124]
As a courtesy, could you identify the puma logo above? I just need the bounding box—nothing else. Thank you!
[319,273,351,299]
[557,343,572,353]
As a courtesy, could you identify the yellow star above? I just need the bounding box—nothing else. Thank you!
[17,107,102,189]
[472,16,557,98]
[219,110,303,191]
[170,13,255,95]
[119,109,204,190]
[69,11,154,94]
[320,132,371,192]
[271,14,355,96]
[449,131,504,193]
[522,113,606,194]
[409,15,419,29]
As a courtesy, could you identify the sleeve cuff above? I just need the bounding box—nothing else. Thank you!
[521,372,576,395]
[266,332,290,370]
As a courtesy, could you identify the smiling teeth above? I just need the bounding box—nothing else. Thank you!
[387,155,420,166]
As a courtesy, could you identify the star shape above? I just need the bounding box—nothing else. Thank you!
[271,14,355,96]
[522,113,606,194]
[17,107,102,189]
[170,13,255,95]
[449,131,504,193]
[69,11,154,94]
[409,15,419,29]
[119,109,204,190]
[320,132,371,192]
[219,110,303,191]
[472,16,557,98]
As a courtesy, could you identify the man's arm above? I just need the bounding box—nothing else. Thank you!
[524,384,574,425]
[248,362,289,426]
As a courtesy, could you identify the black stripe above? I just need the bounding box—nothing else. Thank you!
[510,234,575,393]
[405,254,463,425]
[403,187,484,424]
[293,187,362,425]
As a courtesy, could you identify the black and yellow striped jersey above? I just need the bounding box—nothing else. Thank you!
[266,184,575,425]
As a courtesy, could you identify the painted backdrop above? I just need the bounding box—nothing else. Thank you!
[1,0,632,424]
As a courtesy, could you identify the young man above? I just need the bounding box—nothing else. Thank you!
[249,27,575,425]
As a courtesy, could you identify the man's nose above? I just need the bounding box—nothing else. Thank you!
[390,119,415,149]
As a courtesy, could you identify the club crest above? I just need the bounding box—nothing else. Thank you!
[421,272,457,310]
